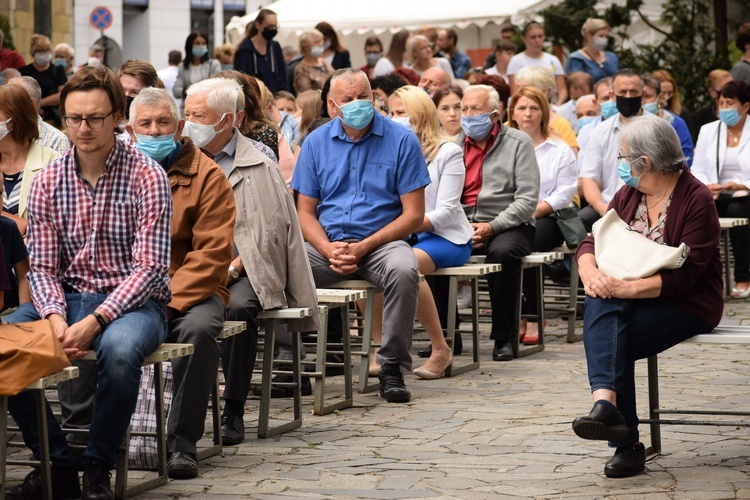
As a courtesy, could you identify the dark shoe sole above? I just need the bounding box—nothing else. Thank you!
[221,432,244,446]
[167,465,198,480]
[572,419,629,441]
[380,389,411,403]
[604,462,645,478]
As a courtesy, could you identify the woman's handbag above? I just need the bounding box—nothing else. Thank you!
[0,319,70,396]
[592,209,690,281]
[552,207,587,249]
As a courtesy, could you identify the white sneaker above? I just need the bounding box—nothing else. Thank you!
[456,284,472,309]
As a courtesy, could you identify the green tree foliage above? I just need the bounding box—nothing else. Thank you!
[0,14,16,50]
[538,0,725,113]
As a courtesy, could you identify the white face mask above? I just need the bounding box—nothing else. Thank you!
[0,118,12,141]
[87,56,102,67]
[311,45,325,58]
[181,113,227,148]
[391,115,413,131]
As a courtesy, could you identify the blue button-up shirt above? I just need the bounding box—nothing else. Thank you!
[292,112,430,242]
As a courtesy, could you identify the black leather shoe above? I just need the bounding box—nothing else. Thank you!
[82,464,112,499]
[7,466,80,499]
[252,374,313,398]
[167,451,198,480]
[221,409,245,446]
[492,342,513,361]
[604,442,646,478]
[417,332,462,358]
[572,400,629,441]
[378,367,411,403]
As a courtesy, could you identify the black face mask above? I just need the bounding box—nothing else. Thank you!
[616,95,642,118]
[262,28,277,41]
[125,95,135,120]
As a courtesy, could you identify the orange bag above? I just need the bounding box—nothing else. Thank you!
[0,319,70,396]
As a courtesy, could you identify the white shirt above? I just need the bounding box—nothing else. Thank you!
[424,141,473,244]
[372,57,396,78]
[484,66,509,84]
[692,119,750,187]
[580,113,627,205]
[158,65,181,107]
[555,99,578,133]
[535,138,578,211]
[720,146,741,185]
[507,52,564,77]
[576,115,604,171]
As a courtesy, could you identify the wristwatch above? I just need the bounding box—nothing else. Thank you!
[228,265,240,280]
[91,311,108,330]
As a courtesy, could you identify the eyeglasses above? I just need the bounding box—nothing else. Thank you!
[62,110,114,129]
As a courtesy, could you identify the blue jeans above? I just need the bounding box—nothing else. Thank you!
[6,293,167,468]
[583,296,713,447]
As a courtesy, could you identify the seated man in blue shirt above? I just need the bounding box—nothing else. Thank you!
[292,68,431,403]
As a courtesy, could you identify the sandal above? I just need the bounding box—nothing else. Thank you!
[731,287,750,299]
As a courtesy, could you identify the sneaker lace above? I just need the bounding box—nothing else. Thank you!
[222,411,238,427]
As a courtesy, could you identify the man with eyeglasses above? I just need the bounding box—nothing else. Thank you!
[3,65,172,500]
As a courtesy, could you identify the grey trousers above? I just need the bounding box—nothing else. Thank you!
[166,294,224,454]
[306,240,419,371]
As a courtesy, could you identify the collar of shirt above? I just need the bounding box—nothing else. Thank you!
[329,109,385,142]
[212,128,239,163]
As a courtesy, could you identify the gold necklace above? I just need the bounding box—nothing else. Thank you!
[728,129,742,145]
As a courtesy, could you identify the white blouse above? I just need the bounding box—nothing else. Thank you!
[424,141,474,244]
[534,138,578,211]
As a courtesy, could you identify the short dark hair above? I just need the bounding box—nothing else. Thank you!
[500,23,516,34]
[613,68,643,89]
[567,71,594,92]
[446,29,458,45]
[61,65,126,120]
[371,73,408,96]
[0,84,39,143]
[736,22,750,52]
[719,80,750,105]
[494,40,517,54]
[168,50,182,65]
[119,60,162,88]
[364,36,383,52]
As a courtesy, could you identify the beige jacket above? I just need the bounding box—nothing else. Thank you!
[19,143,60,219]
[229,132,319,332]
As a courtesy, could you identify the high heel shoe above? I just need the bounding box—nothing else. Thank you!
[413,352,453,380]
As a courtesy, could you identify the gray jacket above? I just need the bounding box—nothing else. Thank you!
[460,125,539,233]
[229,133,320,332]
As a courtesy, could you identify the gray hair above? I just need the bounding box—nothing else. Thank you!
[329,68,371,96]
[464,85,501,112]
[641,73,661,95]
[10,76,42,110]
[515,66,555,94]
[55,42,74,57]
[621,114,686,174]
[186,77,242,116]
[129,87,180,126]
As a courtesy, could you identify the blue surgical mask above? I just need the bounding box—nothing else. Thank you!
[192,46,208,58]
[577,115,597,129]
[135,133,177,162]
[618,156,644,189]
[461,112,496,141]
[335,99,374,130]
[720,107,741,127]
[391,116,413,130]
[600,100,617,120]
[54,58,67,68]
[643,101,659,115]
[221,64,234,71]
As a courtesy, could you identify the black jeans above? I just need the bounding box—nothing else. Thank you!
[715,196,750,283]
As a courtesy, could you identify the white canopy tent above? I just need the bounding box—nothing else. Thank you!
[225,0,543,67]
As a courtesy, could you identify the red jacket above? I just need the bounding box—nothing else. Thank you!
[577,167,724,327]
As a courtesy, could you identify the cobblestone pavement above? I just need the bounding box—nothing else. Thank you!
[6,298,750,498]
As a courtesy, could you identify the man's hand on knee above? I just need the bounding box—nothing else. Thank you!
[326,241,359,274]
[60,315,101,360]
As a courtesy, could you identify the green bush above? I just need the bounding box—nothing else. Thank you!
[0,14,16,50]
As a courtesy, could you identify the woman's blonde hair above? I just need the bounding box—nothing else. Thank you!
[30,34,52,55]
[298,29,324,56]
[405,35,431,65]
[581,18,610,38]
[508,86,551,140]
[296,89,322,136]
[390,85,449,163]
